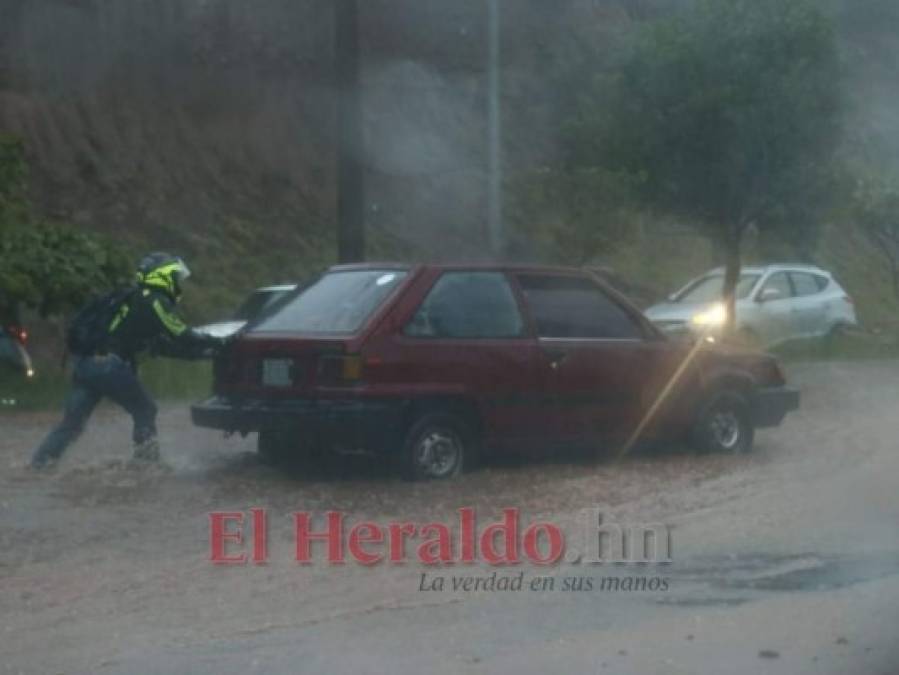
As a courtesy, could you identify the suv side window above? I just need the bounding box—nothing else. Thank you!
[517,274,644,339]
[405,272,525,339]
[790,272,821,297]
[760,272,793,300]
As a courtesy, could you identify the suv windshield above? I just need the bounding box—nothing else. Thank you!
[676,273,760,304]
[250,270,407,334]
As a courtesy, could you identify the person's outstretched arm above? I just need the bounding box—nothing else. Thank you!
[149,294,226,359]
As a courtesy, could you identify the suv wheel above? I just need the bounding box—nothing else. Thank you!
[692,390,754,454]
[401,412,472,481]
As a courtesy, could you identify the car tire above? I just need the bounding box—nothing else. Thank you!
[400,412,473,481]
[691,390,755,454]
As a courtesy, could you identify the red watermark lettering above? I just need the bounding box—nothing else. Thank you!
[208,507,673,567]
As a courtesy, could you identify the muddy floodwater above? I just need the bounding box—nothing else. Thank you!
[2,361,898,674]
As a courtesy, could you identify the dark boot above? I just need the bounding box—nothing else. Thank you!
[132,437,160,463]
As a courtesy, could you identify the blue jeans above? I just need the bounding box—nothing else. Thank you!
[31,355,158,467]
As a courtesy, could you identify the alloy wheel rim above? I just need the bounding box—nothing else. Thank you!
[415,430,461,478]
[710,409,741,450]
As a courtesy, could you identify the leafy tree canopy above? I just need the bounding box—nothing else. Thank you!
[575,0,842,235]
[563,0,845,325]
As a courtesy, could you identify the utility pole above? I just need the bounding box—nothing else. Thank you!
[487,0,504,258]
[335,0,365,263]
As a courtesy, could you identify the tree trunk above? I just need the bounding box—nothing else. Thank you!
[873,230,899,301]
[335,0,365,263]
[721,227,742,335]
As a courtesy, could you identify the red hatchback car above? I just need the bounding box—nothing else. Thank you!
[192,264,799,479]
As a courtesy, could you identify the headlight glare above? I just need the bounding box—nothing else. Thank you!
[691,304,727,327]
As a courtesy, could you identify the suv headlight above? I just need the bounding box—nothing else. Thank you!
[691,304,727,327]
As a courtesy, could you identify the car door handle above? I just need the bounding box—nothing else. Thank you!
[543,348,569,369]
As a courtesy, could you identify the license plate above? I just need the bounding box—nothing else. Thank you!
[262,359,293,387]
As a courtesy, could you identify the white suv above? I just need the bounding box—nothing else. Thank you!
[645,264,858,346]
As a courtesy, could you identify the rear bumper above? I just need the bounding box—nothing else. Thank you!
[191,396,408,451]
[752,386,800,428]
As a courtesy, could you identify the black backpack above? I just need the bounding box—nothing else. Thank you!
[66,287,136,356]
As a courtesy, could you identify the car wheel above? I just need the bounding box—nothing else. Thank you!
[692,390,754,454]
[401,412,472,481]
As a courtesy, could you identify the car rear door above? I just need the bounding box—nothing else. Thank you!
[754,271,797,344]
[788,271,828,337]
[514,273,663,447]
[392,270,549,451]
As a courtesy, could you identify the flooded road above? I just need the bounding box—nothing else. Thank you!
[1,361,898,674]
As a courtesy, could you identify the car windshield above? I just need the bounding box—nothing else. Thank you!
[250,270,407,334]
[675,273,760,304]
[232,288,293,321]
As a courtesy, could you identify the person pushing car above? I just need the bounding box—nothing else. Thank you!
[30,252,226,469]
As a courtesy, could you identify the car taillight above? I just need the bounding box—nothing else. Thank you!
[5,326,27,344]
[317,354,364,384]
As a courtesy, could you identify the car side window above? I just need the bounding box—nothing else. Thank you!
[405,272,525,339]
[517,274,644,339]
[790,272,821,297]
[761,272,792,299]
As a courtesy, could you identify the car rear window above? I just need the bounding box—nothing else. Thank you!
[250,270,407,334]
[761,272,793,298]
[790,272,822,297]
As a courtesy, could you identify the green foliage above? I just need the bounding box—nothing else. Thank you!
[0,135,131,319]
[850,170,899,298]
[0,135,28,222]
[0,224,132,315]
[571,0,844,245]
[513,0,845,278]
[140,358,213,402]
[771,330,899,362]
[0,357,212,410]
[511,166,642,264]
[545,0,846,330]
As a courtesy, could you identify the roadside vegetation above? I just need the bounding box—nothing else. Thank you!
[3,0,899,411]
